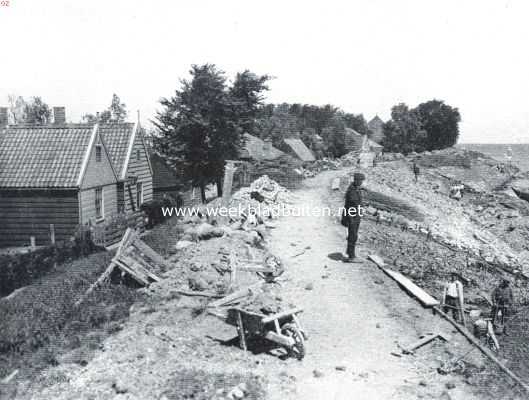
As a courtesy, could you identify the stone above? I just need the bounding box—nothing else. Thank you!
[175,240,194,250]
[445,381,456,390]
[313,369,324,378]
[335,366,346,371]
[229,387,244,399]
[305,283,314,290]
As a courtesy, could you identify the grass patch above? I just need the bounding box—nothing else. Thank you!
[0,251,141,383]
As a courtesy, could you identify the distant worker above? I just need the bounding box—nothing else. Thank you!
[342,173,365,263]
[491,279,514,334]
[442,273,464,322]
[449,184,464,201]
[412,162,420,183]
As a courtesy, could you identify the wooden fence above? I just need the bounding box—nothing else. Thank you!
[90,212,145,247]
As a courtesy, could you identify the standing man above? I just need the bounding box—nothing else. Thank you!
[412,161,420,183]
[442,273,464,322]
[342,172,365,263]
[491,279,514,334]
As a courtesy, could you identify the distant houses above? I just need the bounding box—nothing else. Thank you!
[238,133,303,189]
[368,115,385,144]
[279,135,316,164]
[0,107,153,247]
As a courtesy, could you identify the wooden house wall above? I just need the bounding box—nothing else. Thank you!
[79,184,117,225]
[80,134,117,190]
[0,190,79,247]
[124,133,153,213]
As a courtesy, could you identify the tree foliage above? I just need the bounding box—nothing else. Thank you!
[415,100,460,150]
[382,100,461,154]
[153,64,270,202]
[6,95,52,125]
[255,103,368,158]
[82,93,128,123]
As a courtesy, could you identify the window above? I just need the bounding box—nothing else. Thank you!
[136,182,143,208]
[136,149,141,161]
[117,182,125,213]
[95,187,104,219]
[95,145,102,162]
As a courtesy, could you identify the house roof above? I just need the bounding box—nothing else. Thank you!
[344,127,363,137]
[99,123,135,179]
[240,133,286,161]
[0,124,98,188]
[367,138,383,149]
[149,151,182,189]
[368,115,384,128]
[282,137,315,162]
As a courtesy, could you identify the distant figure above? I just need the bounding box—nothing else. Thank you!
[491,279,514,334]
[412,162,420,182]
[442,273,464,322]
[342,173,365,263]
[449,184,464,201]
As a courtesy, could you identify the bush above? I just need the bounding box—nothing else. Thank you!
[0,234,102,297]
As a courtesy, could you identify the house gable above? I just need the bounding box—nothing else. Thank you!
[79,127,119,190]
[122,126,153,213]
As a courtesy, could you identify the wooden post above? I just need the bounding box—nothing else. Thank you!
[50,224,55,245]
[30,236,36,249]
[221,161,237,206]
[434,306,529,395]
[237,310,247,351]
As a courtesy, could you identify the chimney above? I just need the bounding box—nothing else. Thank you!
[0,107,8,128]
[53,107,66,124]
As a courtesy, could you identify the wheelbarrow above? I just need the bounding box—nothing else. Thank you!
[224,307,307,360]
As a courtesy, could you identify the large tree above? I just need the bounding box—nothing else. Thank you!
[415,100,461,150]
[154,64,269,202]
[382,103,426,154]
[7,94,27,124]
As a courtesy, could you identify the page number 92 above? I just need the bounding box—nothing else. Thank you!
[0,1,9,6]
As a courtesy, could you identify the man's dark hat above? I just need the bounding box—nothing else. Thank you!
[353,173,366,182]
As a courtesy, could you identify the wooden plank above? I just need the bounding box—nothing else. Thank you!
[113,259,150,286]
[384,269,440,307]
[457,283,467,328]
[74,261,117,307]
[132,238,173,269]
[368,254,439,307]
[208,283,263,308]
[236,310,247,351]
[434,306,529,395]
[264,331,295,348]
[368,254,386,267]
[261,308,303,324]
[119,254,161,282]
[176,290,223,298]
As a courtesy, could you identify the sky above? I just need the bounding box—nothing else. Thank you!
[1,0,529,143]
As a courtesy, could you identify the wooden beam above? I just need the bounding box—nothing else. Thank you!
[208,283,263,308]
[261,308,303,324]
[368,254,440,307]
[434,306,529,395]
[265,331,295,348]
[383,269,439,307]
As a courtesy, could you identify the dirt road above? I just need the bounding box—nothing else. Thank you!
[264,171,498,400]
[12,171,520,400]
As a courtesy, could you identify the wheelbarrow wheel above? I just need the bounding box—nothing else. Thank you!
[282,323,305,360]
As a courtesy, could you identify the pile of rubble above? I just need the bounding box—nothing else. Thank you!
[302,158,341,177]
[357,149,529,275]
[227,175,296,220]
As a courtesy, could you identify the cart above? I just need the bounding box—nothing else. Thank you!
[224,307,307,360]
